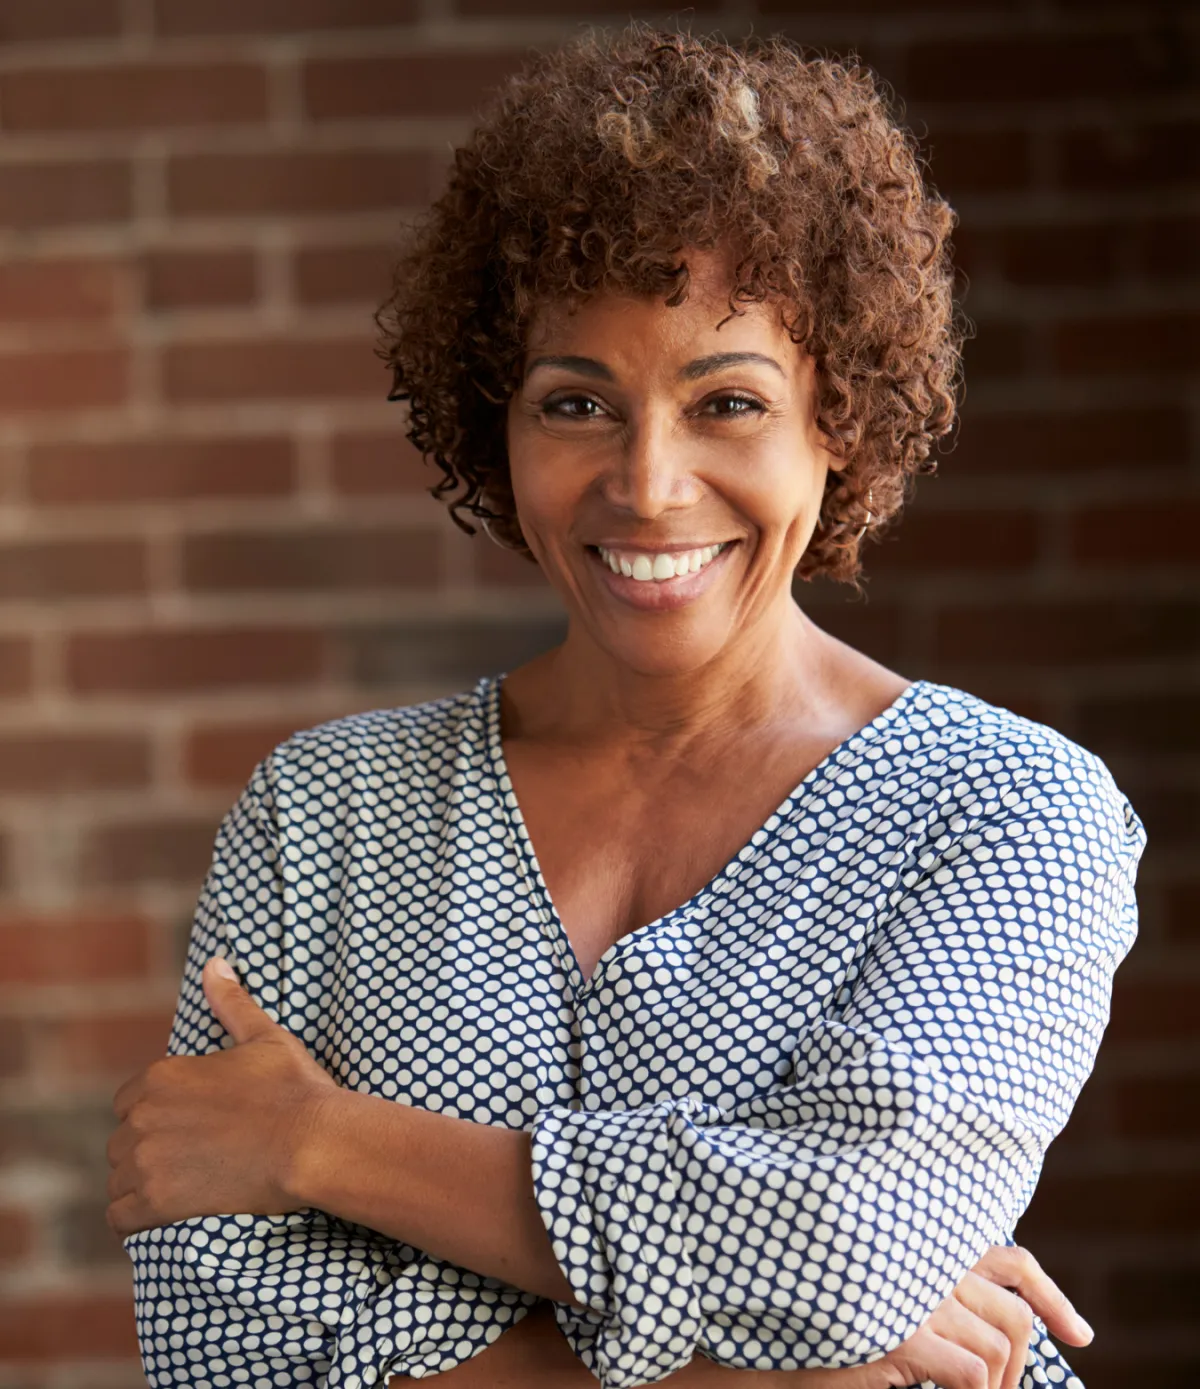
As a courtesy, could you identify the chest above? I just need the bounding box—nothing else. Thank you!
[503,737,830,981]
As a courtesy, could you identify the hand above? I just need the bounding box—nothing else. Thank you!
[827,1244,1093,1389]
[106,957,337,1238]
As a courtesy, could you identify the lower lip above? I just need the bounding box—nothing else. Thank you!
[588,545,735,611]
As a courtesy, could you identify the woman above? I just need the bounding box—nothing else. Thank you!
[108,27,1142,1389]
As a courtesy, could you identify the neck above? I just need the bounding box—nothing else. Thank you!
[510,594,833,750]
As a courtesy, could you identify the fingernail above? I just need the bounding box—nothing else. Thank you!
[210,957,237,982]
[1070,1307,1094,1343]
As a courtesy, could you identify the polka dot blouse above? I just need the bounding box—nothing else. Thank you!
[125,675,1144,1388]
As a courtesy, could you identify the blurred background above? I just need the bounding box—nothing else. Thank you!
[0,1,1195,1385]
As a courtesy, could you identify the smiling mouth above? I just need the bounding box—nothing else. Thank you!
[592,542,730,582]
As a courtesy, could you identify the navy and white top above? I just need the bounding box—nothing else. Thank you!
[125,675,1144,1389]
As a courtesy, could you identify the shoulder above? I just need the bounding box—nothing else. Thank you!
[238,679,498,815]
[893,680,1146,861]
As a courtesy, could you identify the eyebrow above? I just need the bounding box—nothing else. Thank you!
[679,352,785,380]
[524,350,785,383]
[524,355,613,381]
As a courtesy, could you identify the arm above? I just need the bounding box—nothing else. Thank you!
[283,761,1141,1381]
[115,767,540,1388]
[113,756,1139,1386]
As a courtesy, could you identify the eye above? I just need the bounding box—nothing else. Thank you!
[701,392,766,418]
[541,393,607,420]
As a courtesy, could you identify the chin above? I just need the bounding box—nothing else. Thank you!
[583,613,736,679]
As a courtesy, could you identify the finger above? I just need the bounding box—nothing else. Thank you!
[106,1192,153,1240]
[106,1158,139,1203]
[106,1122,136,1170]
[112,1071,147,1121]
[974,1245,1093,1346]
[955,1272,1034,1389]
[934,1296,1011,1389]
[904,1326,993,1389]
[202,956,276,1045]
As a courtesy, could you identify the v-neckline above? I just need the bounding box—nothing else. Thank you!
[482,673,930,999]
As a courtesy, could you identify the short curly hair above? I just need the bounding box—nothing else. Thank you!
[377,24,964,583]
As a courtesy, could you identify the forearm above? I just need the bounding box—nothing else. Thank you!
[288,1085,575,1303]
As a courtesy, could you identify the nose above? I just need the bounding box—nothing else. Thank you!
[601,416,703,520]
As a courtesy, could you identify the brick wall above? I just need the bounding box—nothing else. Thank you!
[0,2,1195,1385]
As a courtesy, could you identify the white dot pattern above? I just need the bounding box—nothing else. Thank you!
[125,676,1143,1388]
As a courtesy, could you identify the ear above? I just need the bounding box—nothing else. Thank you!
[202,957,279,1046]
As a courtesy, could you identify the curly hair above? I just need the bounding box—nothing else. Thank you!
[377,24,964,583]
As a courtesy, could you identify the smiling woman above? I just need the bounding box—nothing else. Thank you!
[111,24,1142,1389]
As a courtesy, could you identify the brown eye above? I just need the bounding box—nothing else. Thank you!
[703,393,765,417]
[543,394,606,419]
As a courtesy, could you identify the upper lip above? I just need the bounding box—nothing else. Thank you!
[590,540,734,553]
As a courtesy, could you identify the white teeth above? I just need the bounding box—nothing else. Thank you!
[597,542,726,583]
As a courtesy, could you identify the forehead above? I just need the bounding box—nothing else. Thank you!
[523,253,805,378]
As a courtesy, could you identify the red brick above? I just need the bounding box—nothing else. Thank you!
[66,627,326,693]
[1054,313,1200,375]
[294,242,395,306]
[46,1008,175,1074]
[1134,215,1200,280]
[0,63,267,133]
[1114,1072,1200,1139]
[1077,691,1200,755]
[0,347,128,414]
[0,914,152,984]
[1070,497,1200,568]
[304,52,525,120]
[0,1018,28,1079]
[997,223,1120,287]
[869,507,1039,574]
[0,257,128,323]
[1121,780,1200,851]
[145,248,257,310]
[81,818,216,888]
[168,149,428,218]
[0,637,34,696]
[1109,1262,1200,1327]
[907,34,1170,104]
[1062,120,1200,191]
[0,0,121,40]
[1020,1170,1200,1235]
[933,599,1200,667]
[465,0,719,11]
[0,159,131,230]
[475,540,547,588]
[1073,1357,1200,1389]
[925,129,1032,193]
[0,1210,33,1264]
[155,0,415,35]
[0,734,149,793]
[185,718,309,788]
[1108,977,1200,1044]
[164,336,383,403]
[956,405,1187,474]
[1164,877,1200,946]
[961,320,1030,381]
[0,538,146,600]
[330,433,431,495]
[182,525,440,592]
[29,435,294,505]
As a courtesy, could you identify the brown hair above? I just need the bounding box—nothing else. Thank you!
[377,24,964,582]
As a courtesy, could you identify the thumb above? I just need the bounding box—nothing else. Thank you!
[203,956,278,1045]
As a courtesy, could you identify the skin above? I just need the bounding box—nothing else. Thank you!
[107,253,1095,1388]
